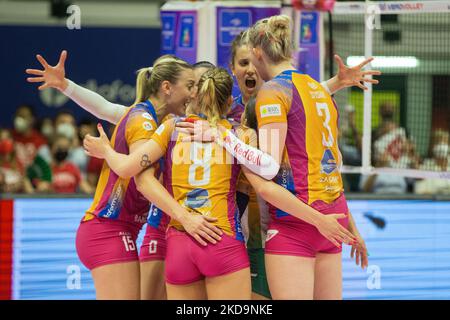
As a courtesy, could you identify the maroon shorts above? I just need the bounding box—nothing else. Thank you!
[165,228,250,285]
[76,216,141,270]
[139,224,167,262]
[266,195,350,258]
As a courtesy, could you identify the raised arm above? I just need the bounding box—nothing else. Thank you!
[62,79,127,124]
[83,124,165,178]
[26,50,126,124]
[323,55,381,94]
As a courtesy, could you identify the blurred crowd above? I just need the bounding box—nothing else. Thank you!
[0,104,102,194]
[339,101,450,195]
[1,102,449,195]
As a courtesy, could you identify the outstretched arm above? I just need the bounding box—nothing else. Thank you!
[26,50,126,124]
[323,55,381,94]
[83,124,164,178]
[62,79,127,125]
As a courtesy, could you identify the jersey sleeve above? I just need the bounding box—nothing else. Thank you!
[255,82,289,127]
[151,118,176,154]
[125,108,158,146]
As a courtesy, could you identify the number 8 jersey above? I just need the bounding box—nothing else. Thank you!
[151,115,244,241]
[255,70,348,223]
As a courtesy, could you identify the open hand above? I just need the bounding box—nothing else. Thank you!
[180,214,223,246]
[335,54,381,91]
[26,50,69,91]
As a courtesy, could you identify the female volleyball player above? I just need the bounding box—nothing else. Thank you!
[83,66,356,299]
[222,29,376,299]
[179,17,372,297]
[242,15,371,299]
[26,52,222,299]
[137,60,217,299]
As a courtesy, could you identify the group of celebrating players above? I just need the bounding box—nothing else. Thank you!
[26,14,379,300]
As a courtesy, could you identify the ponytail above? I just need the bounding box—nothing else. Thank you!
[197,68,233,127]
[134,67,153,105]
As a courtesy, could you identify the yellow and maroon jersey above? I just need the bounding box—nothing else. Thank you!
[255,70,347,223]
[84,101,159,226]
[151,114,244,240]
[145,113,175,232]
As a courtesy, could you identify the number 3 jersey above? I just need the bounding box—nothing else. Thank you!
[255,70,348,223]
[151,114,244,241]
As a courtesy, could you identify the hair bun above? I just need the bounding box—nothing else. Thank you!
[268,15,290,30]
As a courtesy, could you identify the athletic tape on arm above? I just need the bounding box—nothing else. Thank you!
[218,129,280,180]
[62,79,127,125]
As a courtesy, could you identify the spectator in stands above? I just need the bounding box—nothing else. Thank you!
[421,129,449,171]
[0,128,34,193]
[55,110,88,175]
[359,150,408,194]
[373,101,399,142]
[39,110,89,178]
[339,104,362,191]
[0,170,4,193]
[49,135,93,194]
[38,117,55,142]
[373,102,404,165]
[372,101,420,170]
[12,104,47,168]
[78,118,102,187]
[415,129,450,195]
[78,118,97,142]
[340,104,362,165]
[27,151,53,192]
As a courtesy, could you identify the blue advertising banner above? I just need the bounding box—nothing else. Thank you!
[160,11,198,64]
[216,6,281,97]
[218,9,252,47]
[0,25,162,128]
[161,13,177,54]
[298,11,321,81]
[10,199,450,299]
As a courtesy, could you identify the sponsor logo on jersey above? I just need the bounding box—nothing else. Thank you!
[265,229,279,242]
[155,124,165,135]
[231,142,262,166]
[307,81,319,90]
[134,215,147,224]
[310,91,326,99]
[184,188,211,209]
[260,104,281,118]
[320,149,337,175]
[143,121,153,131]
[142,112,153,121]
